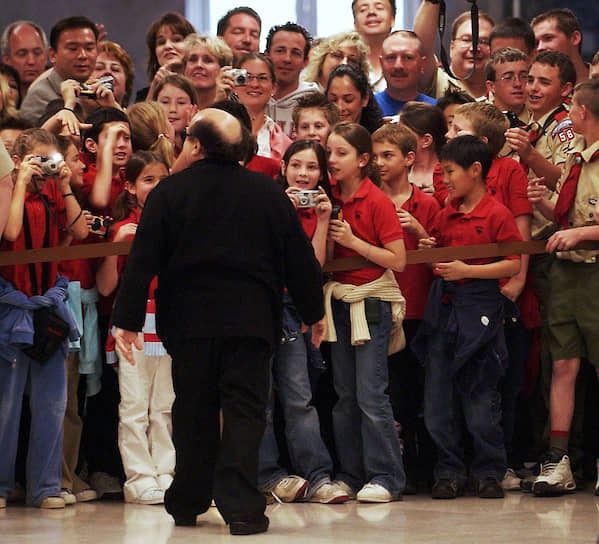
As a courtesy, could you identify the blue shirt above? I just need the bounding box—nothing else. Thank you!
[374,90,437,117]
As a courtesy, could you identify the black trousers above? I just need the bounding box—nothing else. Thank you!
[164,336,271,525]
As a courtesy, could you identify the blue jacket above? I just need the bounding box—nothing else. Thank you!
[0,275,80,351]
[411,278,508,393]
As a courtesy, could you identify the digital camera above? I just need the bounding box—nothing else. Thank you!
[33,153,64,176]
[295,190,320,208]
[80,75,115,99]
[90,216,110,237]
[227,68,248,86]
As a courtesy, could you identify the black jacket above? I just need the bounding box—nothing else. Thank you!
[112,158,324,351]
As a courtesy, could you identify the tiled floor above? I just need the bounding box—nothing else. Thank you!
[2,490,599,543]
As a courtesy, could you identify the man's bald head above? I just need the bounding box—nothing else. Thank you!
[188,108,246,162]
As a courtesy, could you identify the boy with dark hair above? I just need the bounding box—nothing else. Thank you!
[531,78,599,496]
[81,107,132,217]
[489,17,536,58]
[436,89,474,130]
[413,135,522,500]
[265,23,317,138]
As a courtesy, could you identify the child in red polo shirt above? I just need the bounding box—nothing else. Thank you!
[0,128,88,510]
[323,121,406,503]
[96,151,174,505]
[257,140,349,504]
[80,107,132,217]
[372,123,440,492]
[413,135,522,500]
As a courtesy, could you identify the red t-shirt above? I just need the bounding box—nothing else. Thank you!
[80,155,127,217]
[331,177,403,286]
[394,185,440,320]
[430,192,523,268]
[0,181,66,296]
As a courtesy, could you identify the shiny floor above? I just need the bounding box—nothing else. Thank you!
[2,490,599,544]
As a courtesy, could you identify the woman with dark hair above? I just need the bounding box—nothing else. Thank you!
[135,12,195,103]
[398,101,447,194]
[325,64,383,134]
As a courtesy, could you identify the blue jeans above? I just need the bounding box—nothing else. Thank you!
[258,300,333,491]
[330,299,405,496]
[0,344,67,505]
[424,339,506,481]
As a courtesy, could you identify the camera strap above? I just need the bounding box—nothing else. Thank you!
[22,195,50,296]
[438,0,479,81]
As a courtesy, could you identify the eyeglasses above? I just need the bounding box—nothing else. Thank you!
[246,73,272,84]
[454,35,490,48]
[498,71,529,83]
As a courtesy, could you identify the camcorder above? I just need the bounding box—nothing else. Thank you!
[80,75,115,99]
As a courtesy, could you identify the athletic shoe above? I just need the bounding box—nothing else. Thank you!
[270,475,308,503]
[75,489,98,502]
[39,496,65,509]
[332,480,356,500]
[502,468,522,491]
[89,472,123,500]
[478,478,505,498]
[309,482,349,504]
[356,483,395,503]
[60,489,77,505]
[134,487,164,505]
[532,452,576,496]
[431,478,460,499]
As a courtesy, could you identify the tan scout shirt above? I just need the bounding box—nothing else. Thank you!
[555,139,599,263]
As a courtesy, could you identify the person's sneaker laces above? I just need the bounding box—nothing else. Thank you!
[60,489,77,505]
[502,468,522,491]
[478,478,505,499]
[356,483,395,503]
[270,475,308,503]
[532,452,576,496]
[431,478,460,499]
[309,482,349,504]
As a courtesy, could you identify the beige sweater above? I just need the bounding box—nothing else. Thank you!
[323,269,406,355]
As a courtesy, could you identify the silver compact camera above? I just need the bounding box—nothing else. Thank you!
[295,190,320,208]
[33,153,64,176]
[80,75,114,98]
[228,68,248,86]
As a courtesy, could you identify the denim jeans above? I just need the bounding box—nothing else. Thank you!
[330,298,405,496]
[424,339,506,482]
[258,299,333,492]
[0,344,67,505]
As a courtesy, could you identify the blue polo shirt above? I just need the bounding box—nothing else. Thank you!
[374,90,437,117]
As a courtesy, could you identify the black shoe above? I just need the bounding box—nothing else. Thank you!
[230,516,269,535]
[478,478,504,499]
[173,515,197,526]
[431,478,459,499]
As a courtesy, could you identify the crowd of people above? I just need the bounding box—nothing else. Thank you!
[1,0,599,535]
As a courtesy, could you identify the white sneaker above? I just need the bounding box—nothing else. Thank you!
[135,487,164,505]
[60,489,77,505]
[532,453,576,496]
[332,480,356,500]
[270,475,308,503]
[356,483,395,503]
[75,489,98,502]
[502,468,522,491]
[40,496,66,509]
[309,482,349,504]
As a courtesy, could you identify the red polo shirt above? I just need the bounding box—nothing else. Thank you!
[331,177,403,286]
[246,155,280,180]
[0,181,66,297]
[431,192,522,268]
[58,236,101,289]
[297,208,318,240]
[394,185,440,319]
[80,155,127,217]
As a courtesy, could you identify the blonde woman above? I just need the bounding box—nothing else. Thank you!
[183,34,235,109]
[303,31,371,92]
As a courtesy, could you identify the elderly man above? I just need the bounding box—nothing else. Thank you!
[1,21,48,99]
[113,108,325,535]
[375,30,435,117]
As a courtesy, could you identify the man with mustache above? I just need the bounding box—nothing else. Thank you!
[375,31,435,118]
